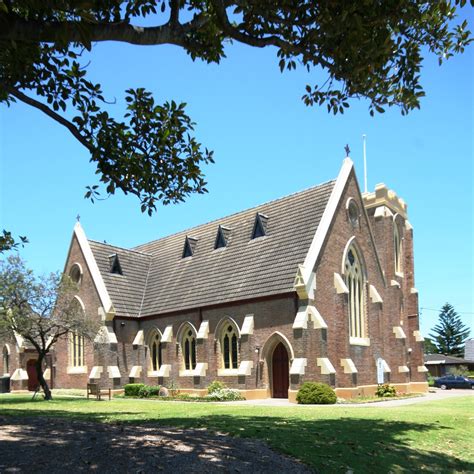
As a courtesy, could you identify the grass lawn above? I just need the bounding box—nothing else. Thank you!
[1,394,473,473]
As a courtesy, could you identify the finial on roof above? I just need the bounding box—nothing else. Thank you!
[76,214,81,222]
[344,144,351,157]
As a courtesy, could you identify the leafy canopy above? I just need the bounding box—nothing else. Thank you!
[0,0,472,221]
[429,303,470,356]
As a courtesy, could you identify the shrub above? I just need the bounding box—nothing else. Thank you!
[138,385,161,398]
[124,383,145,397]
[205,388,245,401]
[427,374,435,387]
[207,380,226,394]
[296,382,337,405]
[375,383,397,397]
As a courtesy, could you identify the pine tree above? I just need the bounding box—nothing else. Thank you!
[429,303,470,356]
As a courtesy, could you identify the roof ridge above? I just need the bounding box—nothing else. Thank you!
[88,239,152,257]
[134,178,336,251]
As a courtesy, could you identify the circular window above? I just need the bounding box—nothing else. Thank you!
[69,264,82,285]
[348,200,360,226]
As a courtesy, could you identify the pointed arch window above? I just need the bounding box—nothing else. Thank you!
[3,346,9,374]
[221,323,239,369]
[394,223,402,274]
[345,246,367,340]
[148,331,163,372]
[182,327,197,370]
[69,331,85,367]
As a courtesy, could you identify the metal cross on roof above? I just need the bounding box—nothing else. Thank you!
[344,144,351,157]
[76,214,80,222]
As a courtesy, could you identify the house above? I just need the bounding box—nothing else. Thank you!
[424,354,474,378]
[3,158,428,400]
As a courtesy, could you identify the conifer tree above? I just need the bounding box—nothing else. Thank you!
[429,303,470,356]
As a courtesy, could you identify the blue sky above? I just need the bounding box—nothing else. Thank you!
[1,11,472,337]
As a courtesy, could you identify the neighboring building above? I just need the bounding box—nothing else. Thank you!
[424,354,474,377]
[464,338,474,361]
[3,158,429,399]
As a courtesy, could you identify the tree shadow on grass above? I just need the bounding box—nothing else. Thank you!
[0,404,472,473]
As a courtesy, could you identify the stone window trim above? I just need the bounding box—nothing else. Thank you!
[69,263,83,285]
[69,331,85,368]
[393,214,404,277]
[67,365,88,375]
[215,317,241,371]
[146,328,163,372]
[342,240,368,341]
[345,198,360,228]
[176,322,198,371]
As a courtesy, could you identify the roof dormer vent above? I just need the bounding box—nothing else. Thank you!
[251,213,269,239]
[182,236,198,258]
[108,254,123,275]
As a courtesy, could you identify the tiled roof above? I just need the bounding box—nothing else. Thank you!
[89,180,335,317]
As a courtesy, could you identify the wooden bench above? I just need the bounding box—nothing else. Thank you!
[87,383,111,401]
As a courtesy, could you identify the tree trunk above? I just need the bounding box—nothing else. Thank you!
[36,353,52,400]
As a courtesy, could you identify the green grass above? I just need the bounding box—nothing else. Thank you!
[1,394,473,473]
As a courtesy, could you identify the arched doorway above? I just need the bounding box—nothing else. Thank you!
[26,359,39,391]
[272,342,289,398]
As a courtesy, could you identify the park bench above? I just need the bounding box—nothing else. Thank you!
[87,383,111,401]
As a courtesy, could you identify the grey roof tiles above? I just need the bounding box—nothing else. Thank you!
[88,180,335,317]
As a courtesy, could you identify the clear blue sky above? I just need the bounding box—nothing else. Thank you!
[1,11,472,337]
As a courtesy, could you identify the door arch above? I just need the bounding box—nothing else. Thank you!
[272,342,289,398]
[26,359,39,391]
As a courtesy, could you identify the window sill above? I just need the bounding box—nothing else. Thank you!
[217,369,239,377]
[395,271,404,278]
[349,337,370,347]
[67,366,87,375]
[147,371,160,377]
[179,369,195,377]
[3,372,10,377]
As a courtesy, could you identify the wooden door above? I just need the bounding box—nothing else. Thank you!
[26,359,39,391]
[272,342,289,398]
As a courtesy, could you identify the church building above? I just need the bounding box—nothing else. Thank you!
[3,158,429,400]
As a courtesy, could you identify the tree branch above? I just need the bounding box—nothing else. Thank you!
[5,86,93,151]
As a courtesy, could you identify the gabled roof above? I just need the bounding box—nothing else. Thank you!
[86,178,335,317]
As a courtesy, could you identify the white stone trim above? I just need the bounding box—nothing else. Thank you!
[238,360,253,376]
[302,158,354,288]
[340,358,358,374]
[398,366,410,373]
[197,321,209,340]
[43,368,51,380]
[162,325,173,343]
[107,366,121,378]
[293,306,309,329]
[89,366,103,379]
[157,364,171,378]
[129,366,142,378]
[290,358,307,375]
[67,366,88,375]
[73,222,114,315]
[410,288,418,294]
[405,220,413,231]
[10,368,28,381]
[349,336,370,346]
[390,280,400,288]
[132,330,144,346]
[393,326,406,339]
[413,330,424,342]
[217,368,240,377]
[374,205,394,219]
[241,315,254,335]
[193,362,208,377]
[317,357,336,375]
[382,360,391,373]
[178,369,194,377]
[94,326,118,344]
[14,332,25,352]
[334,272,349,294]
[147,370,160,377]
[369,285,383,304]
[417,365,429,373]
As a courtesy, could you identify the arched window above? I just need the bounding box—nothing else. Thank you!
[394,223,402,274]
[69,331,85,367]
[3,346,9,374]
[148,330,163,372]
[345,246,366,339]
[221,323,239,369]
[181,326,196,370]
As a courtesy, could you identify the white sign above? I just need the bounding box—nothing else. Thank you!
[376,358,385,384]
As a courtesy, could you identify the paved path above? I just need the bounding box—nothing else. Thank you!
[222,388,474,408]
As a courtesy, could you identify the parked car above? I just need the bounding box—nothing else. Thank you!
[433,375,474,390]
